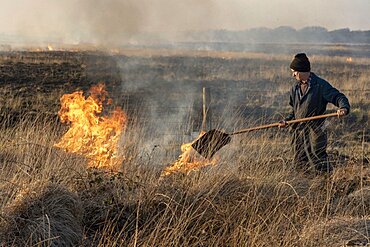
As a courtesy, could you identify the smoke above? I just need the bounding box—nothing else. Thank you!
[114,56,199,161]
[4,0,217,46]
[72,0,218,44]
[67,0,145,45]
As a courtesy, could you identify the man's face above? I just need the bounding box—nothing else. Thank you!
[291,69,309,81]
[291,69,300,80]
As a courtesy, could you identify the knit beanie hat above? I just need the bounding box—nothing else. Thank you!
[290,53,311,72]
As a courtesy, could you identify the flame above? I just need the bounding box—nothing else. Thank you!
[161,133,218,177]
[47,44,54,51]
[54,83,126,170]
[346,57,353,62]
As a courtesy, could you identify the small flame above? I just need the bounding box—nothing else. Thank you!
[47,44,54,51]
[54,83,126,170]
[346,57,353,62]
[161,133,218,177]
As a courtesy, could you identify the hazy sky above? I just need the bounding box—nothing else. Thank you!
[0,0,369,43]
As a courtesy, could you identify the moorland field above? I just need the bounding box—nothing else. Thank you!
[0,47,369,246]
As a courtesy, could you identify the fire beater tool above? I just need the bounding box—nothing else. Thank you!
[191,112,339,159]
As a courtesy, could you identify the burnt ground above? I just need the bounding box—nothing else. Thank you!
[0,51,283,127]
[0,50,368,141]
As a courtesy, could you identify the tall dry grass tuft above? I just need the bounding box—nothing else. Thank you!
[301,217,370,246]
[0,183,83,246]
[0,113,86,246]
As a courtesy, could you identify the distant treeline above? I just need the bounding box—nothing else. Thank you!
[1,26,369,47]
[185,26,370,44]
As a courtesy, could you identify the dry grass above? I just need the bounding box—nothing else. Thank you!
[0,112,368,246]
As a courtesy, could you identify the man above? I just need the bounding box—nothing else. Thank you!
[279,53,350,173]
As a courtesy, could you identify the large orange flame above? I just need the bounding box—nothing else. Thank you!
[161,133,218,177]
[54,83,126,170]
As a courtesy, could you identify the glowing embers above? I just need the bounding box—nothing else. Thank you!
[54,83,126,170]
[161,132,219,177]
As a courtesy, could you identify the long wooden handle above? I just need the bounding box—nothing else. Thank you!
[231,112,338,135]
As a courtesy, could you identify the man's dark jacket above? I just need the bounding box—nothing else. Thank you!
[285,72,350,128]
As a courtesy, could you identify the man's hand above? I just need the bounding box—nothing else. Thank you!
[337,108,348,117]
[278,120,288,128]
